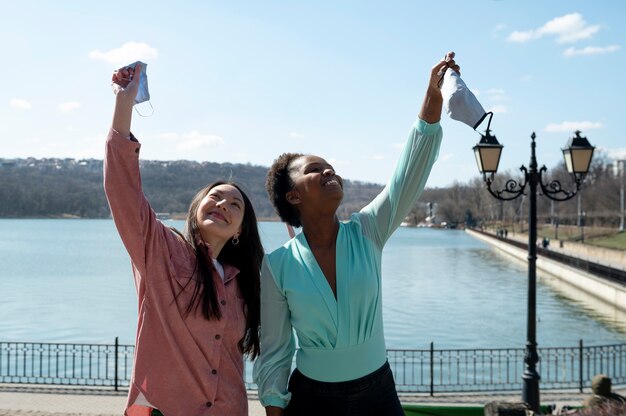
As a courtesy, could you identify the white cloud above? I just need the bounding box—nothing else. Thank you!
[508,30,536,43]
[508,13,600,44]
[441,153,454,162]
[157,131,224,152]
[563,45,621,57]
[10,98,32,110]
[488,105,508,114]
[88,41,158,66]
[484,88,506,101]
[59,102,81,112]
[370,155,385,160]
[544,121,604,132]
[607,148,626,160]
[290,132,304,139]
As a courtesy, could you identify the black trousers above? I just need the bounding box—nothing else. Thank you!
[284,361,404,416]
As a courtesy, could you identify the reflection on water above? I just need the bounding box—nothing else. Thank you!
[538,273,626,334]
[381,227,626,349]
[1,220,625,349]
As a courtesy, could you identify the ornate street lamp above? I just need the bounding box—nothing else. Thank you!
[473,129,503,179]
[563,131,595,182]
[473,129,594,412]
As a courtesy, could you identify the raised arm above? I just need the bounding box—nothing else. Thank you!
[103,64,168,278]
[359,52,459,247]
[111,64,140,136]
[418,52,459,123]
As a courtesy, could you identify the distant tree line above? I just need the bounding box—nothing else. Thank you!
[408,150,625,230]
[2,152,623,229]
[0,159,383,220]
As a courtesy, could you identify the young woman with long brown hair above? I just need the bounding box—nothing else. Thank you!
[105,63,263,416]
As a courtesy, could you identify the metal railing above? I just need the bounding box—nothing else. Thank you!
[2,339,624,394]
[0,338,133,390]
[388,341,626,395]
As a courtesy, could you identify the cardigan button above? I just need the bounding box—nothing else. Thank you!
[206,401,212,407]
[212,369,217,375]
[215,334,221,340]
[220,300,226,305]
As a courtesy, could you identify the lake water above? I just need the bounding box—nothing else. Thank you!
[1,219,625,349]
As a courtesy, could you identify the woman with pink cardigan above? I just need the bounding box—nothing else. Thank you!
[104,63,263,416]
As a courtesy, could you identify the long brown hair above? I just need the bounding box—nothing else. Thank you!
[179,181,262,358]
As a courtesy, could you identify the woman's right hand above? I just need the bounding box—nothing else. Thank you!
[111,63,142,108]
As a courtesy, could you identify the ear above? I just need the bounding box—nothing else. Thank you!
[286,190,301,206]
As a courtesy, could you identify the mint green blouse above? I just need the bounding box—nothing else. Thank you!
[253,119,443,408]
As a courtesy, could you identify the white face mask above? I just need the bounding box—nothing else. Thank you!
[441,70,488,130]
[126,61,150,105]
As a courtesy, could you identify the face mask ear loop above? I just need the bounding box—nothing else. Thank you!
[134,101,154,117]
[473,111,494,131]
[485,111,494,132]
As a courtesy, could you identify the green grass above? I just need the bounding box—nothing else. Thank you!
[528,226,626,250]
[402,405,483,416]
[401,404,576,415]
[485,223,626,250]
[587,231,626,250]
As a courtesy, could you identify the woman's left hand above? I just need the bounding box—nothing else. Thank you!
[419,51,459,123]
[429,51,460,91]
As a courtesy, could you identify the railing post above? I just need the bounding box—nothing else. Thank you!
[430,342,434,397]
[114,337,119,392]
[579,339,583,393]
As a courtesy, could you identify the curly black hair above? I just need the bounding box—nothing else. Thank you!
[266,152,304,228]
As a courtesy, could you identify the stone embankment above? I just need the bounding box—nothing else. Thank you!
[466,229,626,320]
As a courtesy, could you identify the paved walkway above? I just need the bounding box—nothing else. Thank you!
[0,385,263,416]
[2,384,624,415]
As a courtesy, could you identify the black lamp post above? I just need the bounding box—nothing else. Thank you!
[473,129,594,412]
[580,211,586,243]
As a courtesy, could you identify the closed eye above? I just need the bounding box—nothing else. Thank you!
[305,165,323,174]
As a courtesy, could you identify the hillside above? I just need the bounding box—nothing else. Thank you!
[0,158,384,220]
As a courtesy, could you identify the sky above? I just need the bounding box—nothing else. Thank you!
[1,0,625,188]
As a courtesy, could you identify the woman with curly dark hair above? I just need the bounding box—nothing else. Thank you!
[253,52,460,416]
[104,63,263,416]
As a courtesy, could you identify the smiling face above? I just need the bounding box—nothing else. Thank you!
[195,184,245,246]
[286,155,344,217]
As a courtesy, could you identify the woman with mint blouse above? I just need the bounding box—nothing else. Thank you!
[254,52,460,416]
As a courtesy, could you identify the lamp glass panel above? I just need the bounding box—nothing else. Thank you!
[474,147,484,172]
[571,148,593,173]
[563,149,574,173]
[480,147,501,173]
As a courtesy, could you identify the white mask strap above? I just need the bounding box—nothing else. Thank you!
[134,101,154,117]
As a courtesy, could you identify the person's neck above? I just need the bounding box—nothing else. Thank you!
[201,236,226,260]
[301,215,339,248]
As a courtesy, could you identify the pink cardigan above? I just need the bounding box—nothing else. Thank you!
[104,129,248,416]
